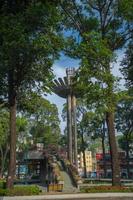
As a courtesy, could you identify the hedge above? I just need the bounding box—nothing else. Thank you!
[80,186,133,193]
[0,185,41,196]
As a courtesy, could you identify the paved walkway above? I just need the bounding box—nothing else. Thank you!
[1,193,133,200]
[58,161,77,193]
[60,171,77,193]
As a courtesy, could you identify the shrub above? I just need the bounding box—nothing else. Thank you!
[0,188,7,196]
[0,180,6,189]
[67,163,82,184]
[83,179,111,184]
[0,185,41,196]
[80,186,133,193]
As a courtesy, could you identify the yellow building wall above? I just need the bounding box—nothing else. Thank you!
[78,151,93,172]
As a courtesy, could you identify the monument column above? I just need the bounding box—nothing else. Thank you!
[67,94,73,164]
[52,67,78,168]
[72,95,78,168]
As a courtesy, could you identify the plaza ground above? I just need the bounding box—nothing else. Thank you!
[1,193,133,200]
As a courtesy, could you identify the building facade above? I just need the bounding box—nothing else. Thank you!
[78,151,93,177]
[96,151,133,178]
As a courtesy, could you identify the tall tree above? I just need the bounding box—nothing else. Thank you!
[77,104,90,178]
[62,99,108,177]
[116,97,133,178]
[60,0,133,185]
[0,110,29,178]
[0,1,62,188]
[29,96,61,151]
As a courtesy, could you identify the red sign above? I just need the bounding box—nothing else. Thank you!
[96,153,103,160]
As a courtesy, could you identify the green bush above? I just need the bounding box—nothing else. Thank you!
[0,185,41,196]
[80,186,133,193]
[0,180,6,189]
[0,188,7,196]
[83,179,111,184]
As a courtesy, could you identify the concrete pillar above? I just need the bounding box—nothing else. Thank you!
[67,94,73,164]
[72,95,78,168]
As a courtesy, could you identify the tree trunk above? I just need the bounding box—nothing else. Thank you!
[101,119,107,178]
[81,130,87,178]
[125,136,130,179]
[7,96,16,188]
[101,133,106,178]
[82,149,87,178]
[7,71,17,188]
[106,112,121,186]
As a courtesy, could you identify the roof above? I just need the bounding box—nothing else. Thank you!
[25,150,44,160]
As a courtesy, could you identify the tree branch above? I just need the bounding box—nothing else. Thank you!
[103,0,113,28]
[87,2,99,11]
[60,3,83,35]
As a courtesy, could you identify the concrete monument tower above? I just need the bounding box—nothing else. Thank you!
[53,68,78,167]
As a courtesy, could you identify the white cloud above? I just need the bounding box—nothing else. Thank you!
[52,64,66,78]
[46,64,66,133]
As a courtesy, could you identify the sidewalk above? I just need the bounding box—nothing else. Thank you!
[1,193,133,200]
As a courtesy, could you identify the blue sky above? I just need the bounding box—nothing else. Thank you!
[46,52,125,134]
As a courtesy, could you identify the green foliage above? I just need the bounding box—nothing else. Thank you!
[75,99,108,154]
[118,134,133,153]
[62,99,108,154]
[0,185,41,196]
[122,42,133,88]
[0,188,7,196]
[0,1,63,103]
[80,186,133,193]
[16,117,28,133]
[0,109,9,176]
[58,133,67,148]
[0,109,9,146]
[118,0,133,21]
[89,139,103,154]
[29,96,61,148]
[61,0,132,111]
[16,115,30,153]
[116,96,133,137]
[60,1,133,185]
[0,180,6,189]
[0,109,30,176]
[0,109,29,152]
[0,1,63,187]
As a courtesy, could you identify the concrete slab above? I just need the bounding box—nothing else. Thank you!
[1,193,133,200]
